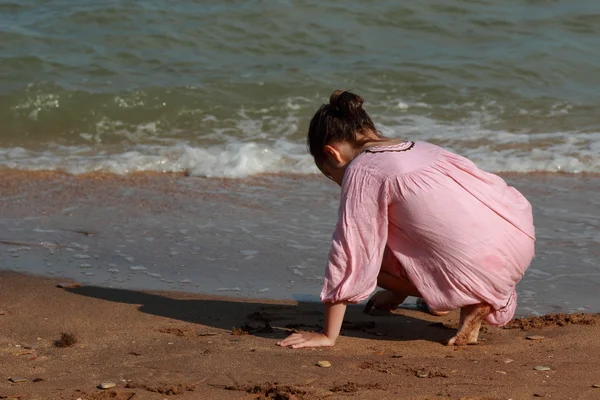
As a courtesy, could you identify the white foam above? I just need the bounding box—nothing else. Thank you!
[215,287,242,292]
[0,141,317,178]
[1,104,599,175]
[6,247,30,253]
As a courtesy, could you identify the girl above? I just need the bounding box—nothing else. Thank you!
[277,90,535,348]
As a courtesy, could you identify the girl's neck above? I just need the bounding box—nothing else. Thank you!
[356,136,405,154]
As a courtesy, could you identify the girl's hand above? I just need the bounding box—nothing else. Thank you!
[278,302,346,349]
[277,332,336,349]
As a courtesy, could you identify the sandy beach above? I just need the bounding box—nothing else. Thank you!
[3,0,600,398]
[1,171,599,399]
[1,271,599,400]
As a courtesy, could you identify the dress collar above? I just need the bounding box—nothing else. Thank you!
[362,141,415,153]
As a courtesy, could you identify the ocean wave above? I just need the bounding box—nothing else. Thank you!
[2,84,599,176]
[0,142,315,178]
[1,132,599,177]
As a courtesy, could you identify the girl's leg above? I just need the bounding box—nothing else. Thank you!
[416,297,450,317]
[366,246,449,316]
[377,269,421,299]
[446,303,491,345]
[367,271,449,316]
[378,246,420,296]
[363,270,417,313]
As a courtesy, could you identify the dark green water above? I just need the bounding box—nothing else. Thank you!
[1,0,599,175]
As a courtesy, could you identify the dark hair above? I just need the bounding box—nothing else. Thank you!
[307,90,378,163]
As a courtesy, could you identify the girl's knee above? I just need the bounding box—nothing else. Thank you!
[377,270,420,298]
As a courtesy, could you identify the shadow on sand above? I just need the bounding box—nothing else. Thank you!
[66,285,456,344]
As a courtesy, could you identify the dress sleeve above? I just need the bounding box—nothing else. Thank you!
[320,166,389,304]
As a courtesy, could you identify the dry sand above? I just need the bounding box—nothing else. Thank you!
[1,272,599,400]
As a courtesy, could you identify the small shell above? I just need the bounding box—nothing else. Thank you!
[99,382,116,389]
[526,335,545,341]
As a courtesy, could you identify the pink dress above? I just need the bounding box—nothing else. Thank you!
[320,141,535,326]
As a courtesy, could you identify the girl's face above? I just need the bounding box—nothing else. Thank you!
[316,140,357,186]
[317,161,343,186]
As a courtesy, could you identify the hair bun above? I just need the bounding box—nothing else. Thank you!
[329,90,364,115]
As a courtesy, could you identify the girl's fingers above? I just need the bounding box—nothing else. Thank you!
[277,334,308,347]
[291,341,311,349]
[281,337,306,346]
[290,336,318,349]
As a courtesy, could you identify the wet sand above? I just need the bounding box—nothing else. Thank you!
[1,271,600,400]
[1,170,599,316]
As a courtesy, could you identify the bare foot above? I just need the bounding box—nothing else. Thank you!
[446,303,491,346]
[364,290,407,314]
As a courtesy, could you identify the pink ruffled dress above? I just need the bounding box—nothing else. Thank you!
[320,141,535,326]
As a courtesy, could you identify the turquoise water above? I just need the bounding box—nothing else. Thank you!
[1,0,600,175]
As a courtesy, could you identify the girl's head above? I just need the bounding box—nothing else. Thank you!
[307,90,381,184]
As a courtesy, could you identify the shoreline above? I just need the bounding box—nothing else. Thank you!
[1,271,600,400]
[1,168,599,317]
[2,166,600,179]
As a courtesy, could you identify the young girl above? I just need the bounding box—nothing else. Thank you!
[277,90,535,348]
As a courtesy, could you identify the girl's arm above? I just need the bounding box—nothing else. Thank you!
[277,302,346,348]
[278,168,388,349]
